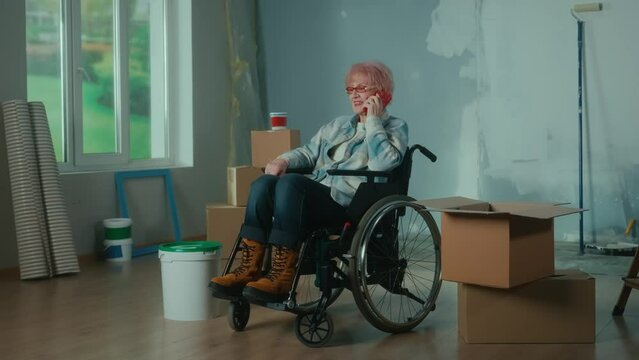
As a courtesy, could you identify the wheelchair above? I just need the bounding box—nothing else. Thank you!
[216,144,442,347]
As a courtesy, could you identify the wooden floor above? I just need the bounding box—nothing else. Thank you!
[1,255,639,360]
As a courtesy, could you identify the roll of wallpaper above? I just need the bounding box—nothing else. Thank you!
[1,100,80,279]
[28,102,79,276]
[1,100,51,279]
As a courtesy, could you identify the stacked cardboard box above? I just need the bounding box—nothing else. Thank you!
[206,202,247,260]
[250,129,300,168]
[416,196,594,343]
[457,270,595,343]
[206,129,300,259]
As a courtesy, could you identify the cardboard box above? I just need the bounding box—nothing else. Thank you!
[415,197,585,288]
[206,204,246,259]
[458,270,596,343]
[227,166,263,206]
[250,129,300,168]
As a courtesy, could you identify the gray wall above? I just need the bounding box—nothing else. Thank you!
[257,0,469,197]
[0,1,26,269]
[257,0,639,243]
[0,0,232,269]
[256,0,475,221]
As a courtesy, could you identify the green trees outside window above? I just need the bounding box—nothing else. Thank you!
[26,0,164,164]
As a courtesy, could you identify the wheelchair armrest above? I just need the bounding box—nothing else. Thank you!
[327,169,393,183]
[285,167,314,175]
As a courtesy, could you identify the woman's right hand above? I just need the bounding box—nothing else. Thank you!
[363,94,384,119]
[265,158,289,176]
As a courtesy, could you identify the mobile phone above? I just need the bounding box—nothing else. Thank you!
[362,91,393,115]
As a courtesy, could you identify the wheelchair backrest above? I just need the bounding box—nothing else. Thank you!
[346,144,435,223]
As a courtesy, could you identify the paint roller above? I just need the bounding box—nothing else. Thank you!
[571,3,602,254]
[573,3,602,13]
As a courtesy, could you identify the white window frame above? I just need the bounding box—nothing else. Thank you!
[47,0,192,173]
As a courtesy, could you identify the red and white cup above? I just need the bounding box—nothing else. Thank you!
[270,112,287,130]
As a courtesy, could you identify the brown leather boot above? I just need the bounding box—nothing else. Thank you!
[242,245,299,303]
[210,239,265,299]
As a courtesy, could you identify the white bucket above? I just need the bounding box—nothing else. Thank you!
[158,241,222,321]
[103,218,132,240]
[104,238,133,262]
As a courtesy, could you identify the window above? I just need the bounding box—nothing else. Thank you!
[26,0,191,172]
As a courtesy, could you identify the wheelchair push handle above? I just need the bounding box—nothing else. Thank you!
[410,144,437,163]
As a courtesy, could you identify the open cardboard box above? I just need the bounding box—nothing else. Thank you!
[415,196,585,288]
[458,269,595,343]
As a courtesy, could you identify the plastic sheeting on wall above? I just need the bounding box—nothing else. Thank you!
[225,0,265,167]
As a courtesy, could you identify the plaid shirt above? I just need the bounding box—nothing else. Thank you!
[278,112,408,207]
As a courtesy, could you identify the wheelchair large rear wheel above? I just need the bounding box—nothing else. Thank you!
[350,195,442,333]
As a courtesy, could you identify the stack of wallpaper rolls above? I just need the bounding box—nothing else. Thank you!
[1,100,79,280]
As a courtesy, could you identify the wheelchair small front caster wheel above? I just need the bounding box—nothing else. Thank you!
[295,312,333,347]
[227,298,250,331]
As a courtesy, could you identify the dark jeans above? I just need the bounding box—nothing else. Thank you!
[239,174,349,249]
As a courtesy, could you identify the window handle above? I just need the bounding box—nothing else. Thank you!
[77,67,92,82]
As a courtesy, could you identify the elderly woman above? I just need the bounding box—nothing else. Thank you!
[211,60,408,303]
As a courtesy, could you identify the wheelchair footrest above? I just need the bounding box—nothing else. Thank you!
[209,281,244,300]
[243,286,289,304]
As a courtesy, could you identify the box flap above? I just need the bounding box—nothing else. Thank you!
[414,197,491,211]
[491,202,565,211]
[508,205,586,219]
[206,203,236,210]
[550,269,594,280]
[415,197,586,218]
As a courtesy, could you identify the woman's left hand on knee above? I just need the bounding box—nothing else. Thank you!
[265,158,289,176]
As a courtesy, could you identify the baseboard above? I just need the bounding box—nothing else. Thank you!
[0,234,207,280]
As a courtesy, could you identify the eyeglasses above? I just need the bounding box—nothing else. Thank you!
[345,85,376,94]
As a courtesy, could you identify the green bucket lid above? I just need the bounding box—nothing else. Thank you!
[159,241,222,253]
